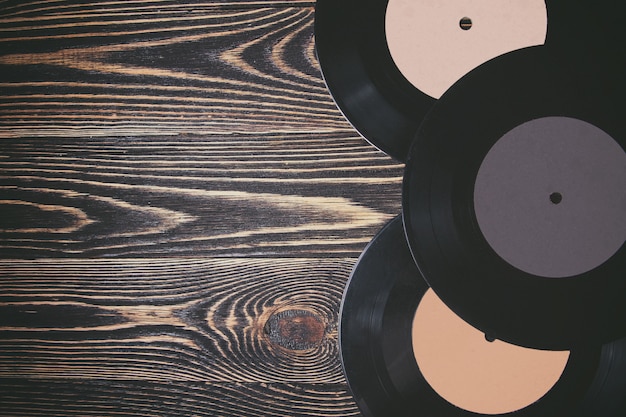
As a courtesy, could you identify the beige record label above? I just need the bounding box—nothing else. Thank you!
[412,289,569,414]
[385,0,547,98]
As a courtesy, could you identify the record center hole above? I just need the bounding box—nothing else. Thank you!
[459,17,472,30]
[549,192,563,204]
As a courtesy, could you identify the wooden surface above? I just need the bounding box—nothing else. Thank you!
[0,1,402,416]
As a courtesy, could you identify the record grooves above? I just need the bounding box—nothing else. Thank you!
[322,1,626,413]
[315,0,622,161]
[402,47,626,350]
[315,0,434,161]
[340,216,626,416]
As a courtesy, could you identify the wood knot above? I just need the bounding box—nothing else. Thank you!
[264,309,325,350]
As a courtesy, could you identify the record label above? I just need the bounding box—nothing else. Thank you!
[340,216,625,416]
[385,0,547,98]
[403,47,626,348]
[473,116,626,278]
[413,288,569,414]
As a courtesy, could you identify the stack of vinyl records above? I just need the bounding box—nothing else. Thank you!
[315,0,626,415]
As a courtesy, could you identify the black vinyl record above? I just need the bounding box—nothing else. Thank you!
[340,215,626,417]
[314,0,623,161]
[315,0,426,161]
[402,46,626,350]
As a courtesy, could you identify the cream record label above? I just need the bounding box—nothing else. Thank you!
[314,0,588,160]
[385,0,547,99]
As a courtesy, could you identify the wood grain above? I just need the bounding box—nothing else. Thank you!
[0,4,347,138]
[0,258,352,383]
[0,380,360,417]
[0,256,368,416]
[0,1,403,258]
[0,1,391,416]
[0,133,402,257]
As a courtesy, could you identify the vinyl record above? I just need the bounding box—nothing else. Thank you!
[402,46,626,350]
[314,0,622,161]
[340,215,626,417]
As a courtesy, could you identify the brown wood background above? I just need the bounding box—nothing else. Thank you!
[0,1,402,415]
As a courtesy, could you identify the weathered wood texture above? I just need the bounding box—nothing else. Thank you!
[0,133,402,258]
[0,1,400,415]
[0,1,403,258]
[0,3,344,137]
[0,381,359,417]
[0,259,347,383]
[0,258,364,415]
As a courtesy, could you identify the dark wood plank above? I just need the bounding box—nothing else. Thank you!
[0,1,405,258]
[0,258,350,382]
[0,380,360,417]
[0,0,315,18]
[0,133,402,257]
[0,4,348,138]
[0,2,381,416]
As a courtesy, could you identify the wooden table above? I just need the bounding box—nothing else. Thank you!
[0,1,402,415]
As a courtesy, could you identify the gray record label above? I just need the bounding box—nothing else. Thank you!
[474,116,626,278]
